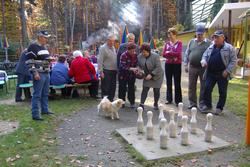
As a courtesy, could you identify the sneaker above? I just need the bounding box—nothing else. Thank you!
[15,99,23,103]
[153,105,159,110]
[32,117,44,121]
[200,105,212,114]
[165,101,172,105]
[214,108,223,115]
[41,111,54,115]
[188,105,197,109]
[139,104,144,110]
[130,104,136,108]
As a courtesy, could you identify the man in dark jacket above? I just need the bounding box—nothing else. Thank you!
[26,30,54,121]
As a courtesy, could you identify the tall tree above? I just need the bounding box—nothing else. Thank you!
[19,0,28,49]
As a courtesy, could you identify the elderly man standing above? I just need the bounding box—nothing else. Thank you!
[98,35,117,101]
[184,23,211,110]
[26,31,54,121]
[200,30,237,115]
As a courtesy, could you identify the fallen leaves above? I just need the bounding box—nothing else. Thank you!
[6,154,21,163]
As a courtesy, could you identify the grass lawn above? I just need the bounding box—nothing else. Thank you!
[0,80,16,100]
[0,98,96,166]
[0,78,249,166]
[211,78,248,117]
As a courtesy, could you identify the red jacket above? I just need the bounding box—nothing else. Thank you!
[162,40,182,64]
[68,56,97,83]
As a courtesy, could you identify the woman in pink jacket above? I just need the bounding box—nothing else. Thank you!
[162,27,182,106]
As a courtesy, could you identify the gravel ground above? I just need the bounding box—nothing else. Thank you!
[57,63,247,167]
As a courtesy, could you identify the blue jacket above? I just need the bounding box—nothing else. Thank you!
[50,62,70,85]
[201,42,237,80]
[16,49,31,76]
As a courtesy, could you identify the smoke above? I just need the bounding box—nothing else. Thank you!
[81,28,111,49]
[81,0,148,49]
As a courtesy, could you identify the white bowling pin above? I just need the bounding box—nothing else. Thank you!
[160,118,168,149]
[181,115,189,146]
[205,113,213,142]
[146,111,154,140]
[169,109,177,138]
[190,107,197,134]
[177,103,183,127]
[158,104,165,129]
[137,107,144,133]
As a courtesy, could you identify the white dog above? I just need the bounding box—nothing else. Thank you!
[97,97,124,120]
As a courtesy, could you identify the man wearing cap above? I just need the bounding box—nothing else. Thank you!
[26,30,54,121]
[200,30,237,115]
[184,23,211,110]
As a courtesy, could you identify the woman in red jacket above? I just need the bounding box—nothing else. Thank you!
[162,28,182,106]
[68,50,99,98]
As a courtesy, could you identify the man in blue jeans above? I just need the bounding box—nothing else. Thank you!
[26,31,54,121]
[200,30,237,115]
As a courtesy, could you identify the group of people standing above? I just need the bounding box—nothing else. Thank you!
[98,24,237,116]
[18,22,237,121]
[98,33,164,110]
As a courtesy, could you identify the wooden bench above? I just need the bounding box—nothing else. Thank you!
[19,83,33,88]
[50,83,91,97]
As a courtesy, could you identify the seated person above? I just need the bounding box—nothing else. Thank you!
[15,49,32,102]
[68,50,99,98]
[50,55,72,97]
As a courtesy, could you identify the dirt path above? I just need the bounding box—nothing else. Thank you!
[57,63,246,167]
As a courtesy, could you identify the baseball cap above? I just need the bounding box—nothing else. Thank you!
[196,23,205,35]
[38,30,51,38]
[212,30,224,37]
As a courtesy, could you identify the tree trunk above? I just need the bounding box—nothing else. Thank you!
[69,2,76,50]
[85,0,89,39]
[20,0,28,49]
[64,0,69,46]
[157,0,160,38]
[149,0,153,37]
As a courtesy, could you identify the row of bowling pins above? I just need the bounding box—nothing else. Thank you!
[136,103,213,149]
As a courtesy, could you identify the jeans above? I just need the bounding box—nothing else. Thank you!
[101,69,117,101]
[15,74,31,101]
[118,76,136,105]
[204,72,228,110]
[165,63,182,104]
[31,72,50,118]
[188,65,205,107]
[140,86,160,107]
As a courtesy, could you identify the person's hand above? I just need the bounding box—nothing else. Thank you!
[100,72,105,79]
[222,70,229,78]
[34,73,40,81]
[201,60,207,68]
[145,74,152,80]
[184,65,188,73]
[129,67,137,72]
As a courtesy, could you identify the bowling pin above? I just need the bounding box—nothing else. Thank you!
[146,111,154,140]
[181,115,189,146]
[169,109,177,138]
[158,104,165,129]
[160,118,168,149]
[205,113,213,142]
[190,107,197,134]
[177,103,183,127]
[137,107,144,133]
